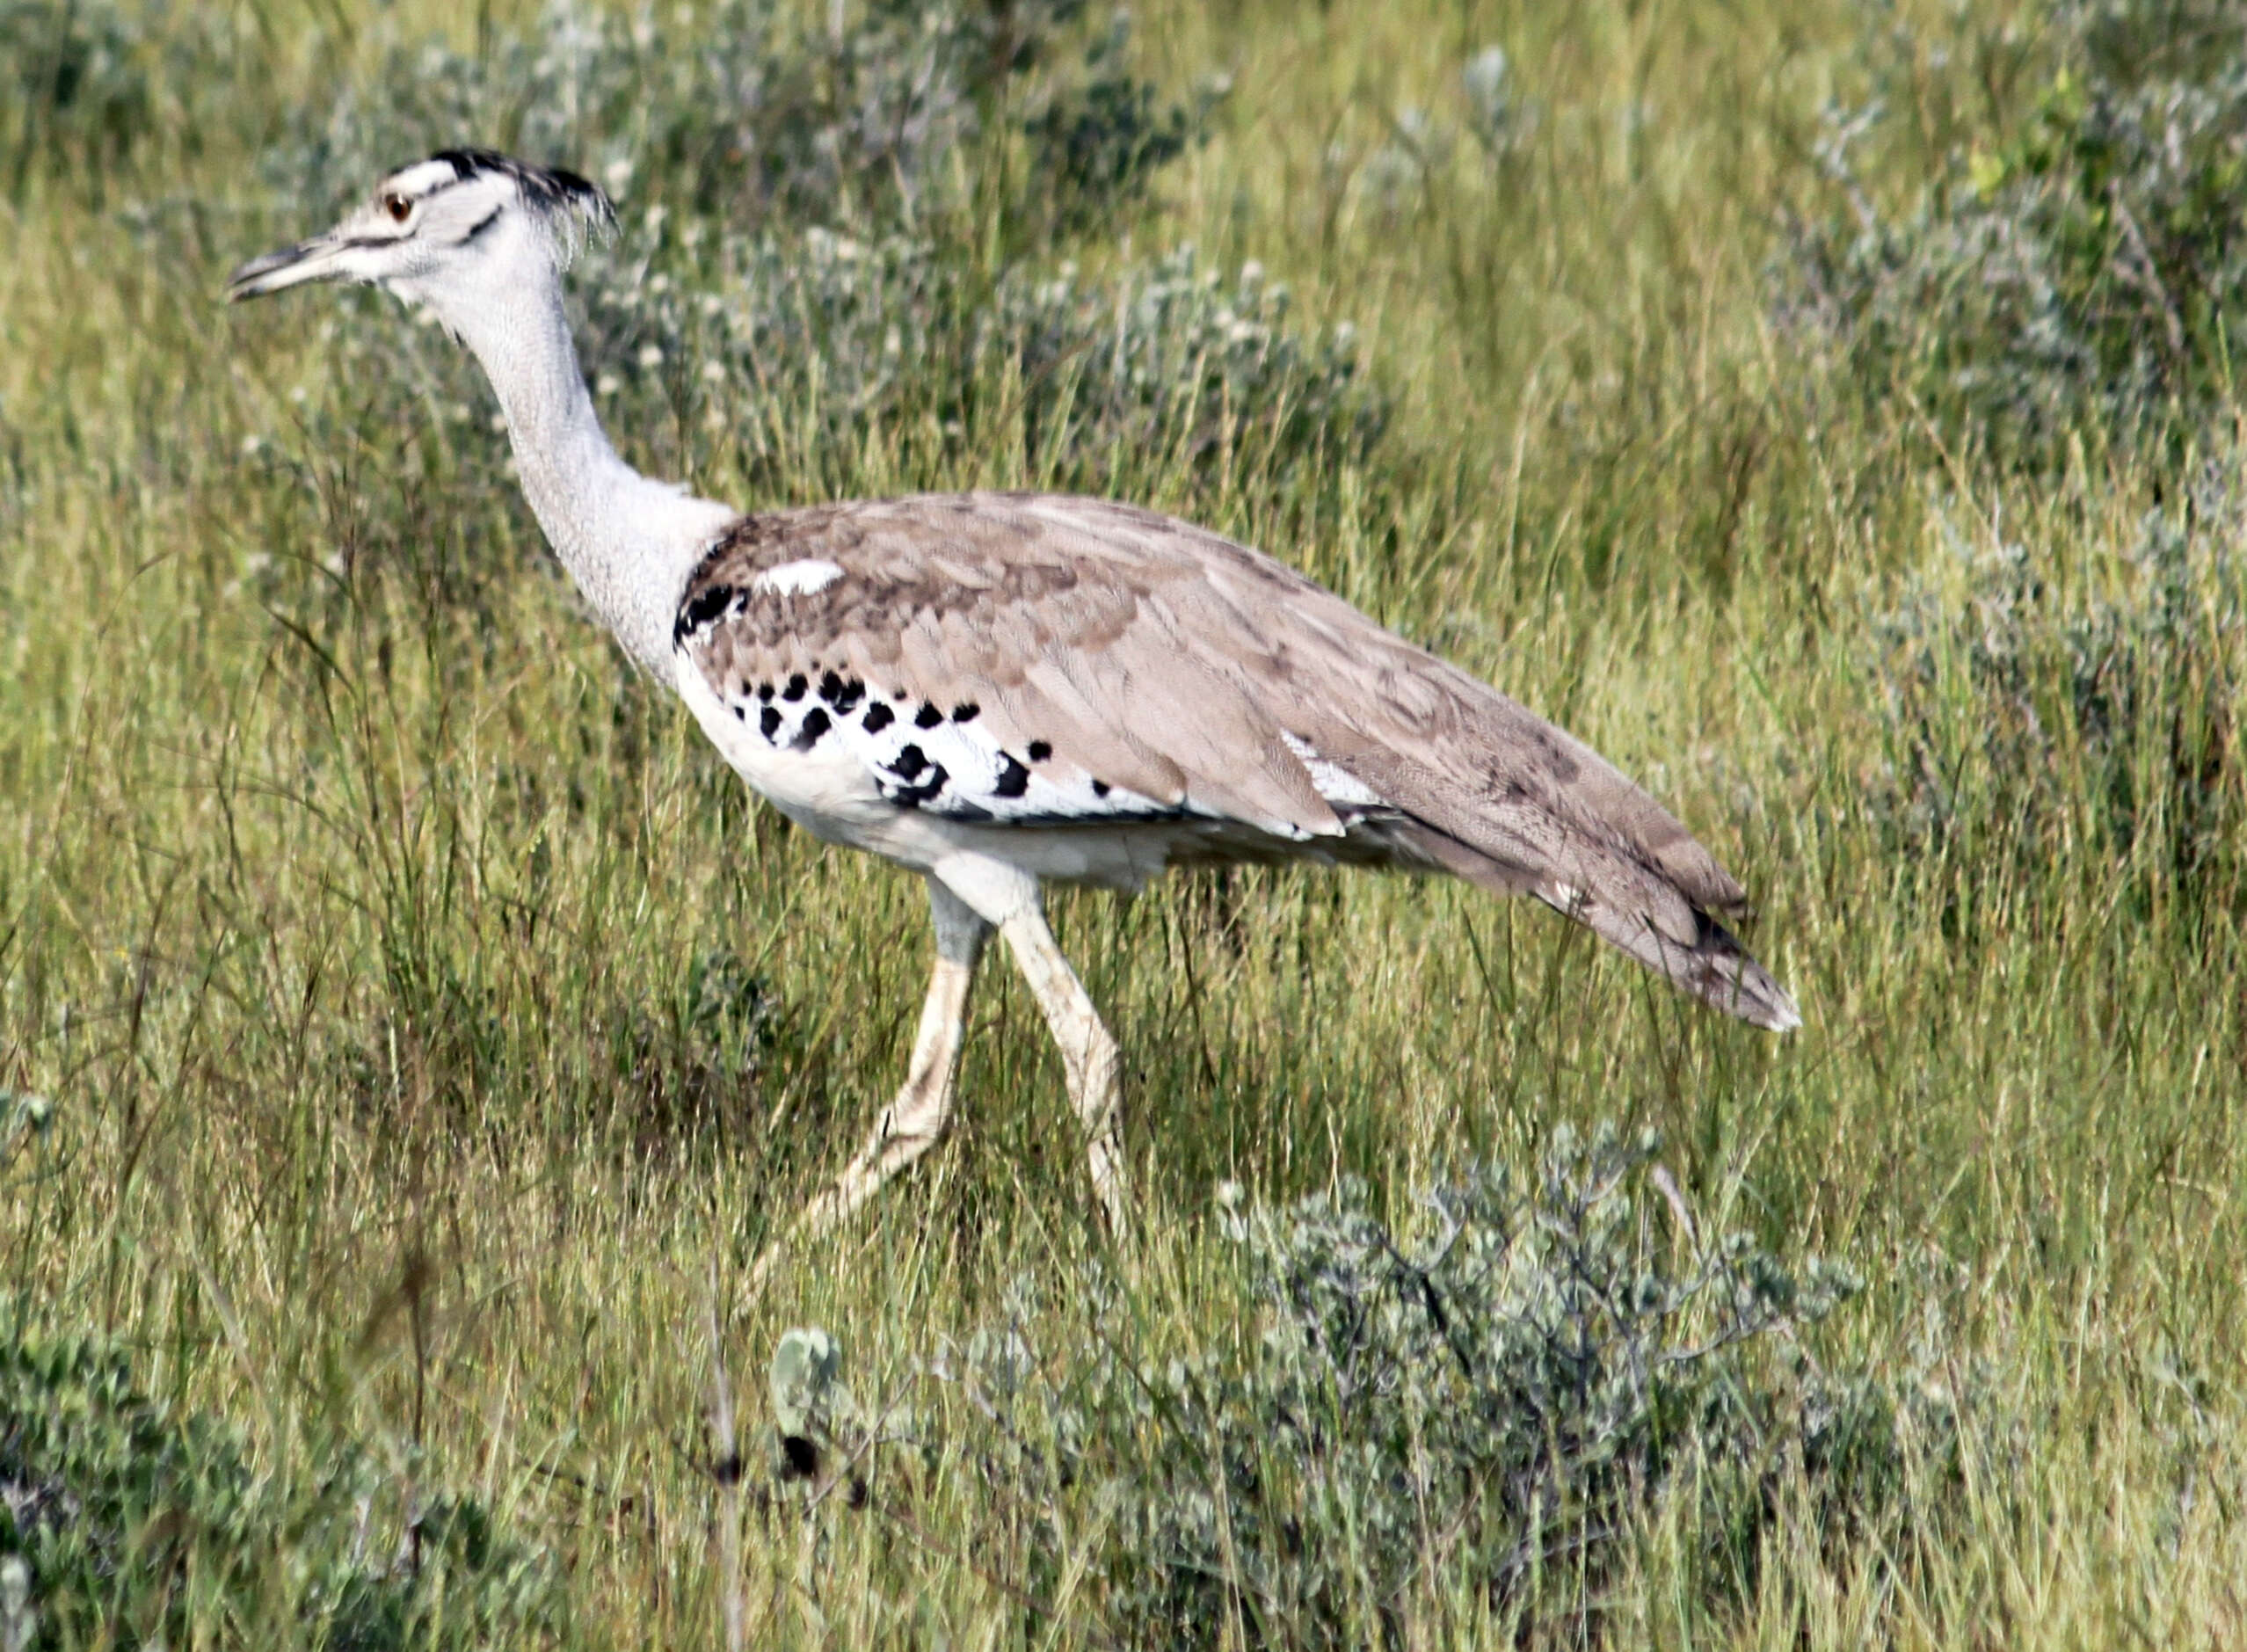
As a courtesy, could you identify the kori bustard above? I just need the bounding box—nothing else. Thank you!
[229,151,1798,1248]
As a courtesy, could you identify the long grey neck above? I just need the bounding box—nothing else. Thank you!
[447,273,734,676]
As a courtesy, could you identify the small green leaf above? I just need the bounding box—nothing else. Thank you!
[1966,148,2008,200]
[769,1326,841,1439]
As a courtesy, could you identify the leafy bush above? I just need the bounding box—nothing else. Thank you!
[1782,0,2247,463]
[5,0,1203,232]
[0,1329,556,1648]
[244,0,1207,244]
[1866,450,2244,888]
[884,1130,1925,1647]
[581,228,1380,495]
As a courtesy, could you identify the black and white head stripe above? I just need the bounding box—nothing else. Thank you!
[431,150,613,223]
[380,149,615,252]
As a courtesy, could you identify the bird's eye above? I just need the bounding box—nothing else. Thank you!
[382,193,412,224]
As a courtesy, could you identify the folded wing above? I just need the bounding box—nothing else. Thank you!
[673,491,1798,1030]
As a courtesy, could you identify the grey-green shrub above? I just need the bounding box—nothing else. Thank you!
[207,0,1202,244]
[5,0,1198,232]
[0,1329,556,1648]
[1782,0,2247,465]
[581,229,1381,495]
[910,1129,1903,1648]
[1867,448,2245,893]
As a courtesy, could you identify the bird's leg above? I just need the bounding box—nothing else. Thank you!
[755,879,987,1280]
[996,901,1131,1234]
[805,878,988,1227]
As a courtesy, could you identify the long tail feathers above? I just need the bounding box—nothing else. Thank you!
[1390,818,1800,1032]
[1545,885,1801,1032]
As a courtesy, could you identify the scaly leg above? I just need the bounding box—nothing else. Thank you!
[997,900,1131,1234]
[753,878,987,1282]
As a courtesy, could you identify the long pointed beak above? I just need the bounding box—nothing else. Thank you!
[225,235,350,302]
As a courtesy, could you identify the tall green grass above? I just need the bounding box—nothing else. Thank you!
[4,0,2247,1642]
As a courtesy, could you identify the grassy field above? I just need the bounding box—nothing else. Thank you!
[5,0,2247,1643]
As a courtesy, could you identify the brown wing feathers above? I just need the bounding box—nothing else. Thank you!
[1166,547,1797,1029]
[677,491,1797,1030]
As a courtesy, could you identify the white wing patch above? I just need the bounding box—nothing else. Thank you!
[1282,731,1385,810]
[710,666,1189,826]
[752,558,846,598]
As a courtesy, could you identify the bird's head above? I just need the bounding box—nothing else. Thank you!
[226,149,614,314]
